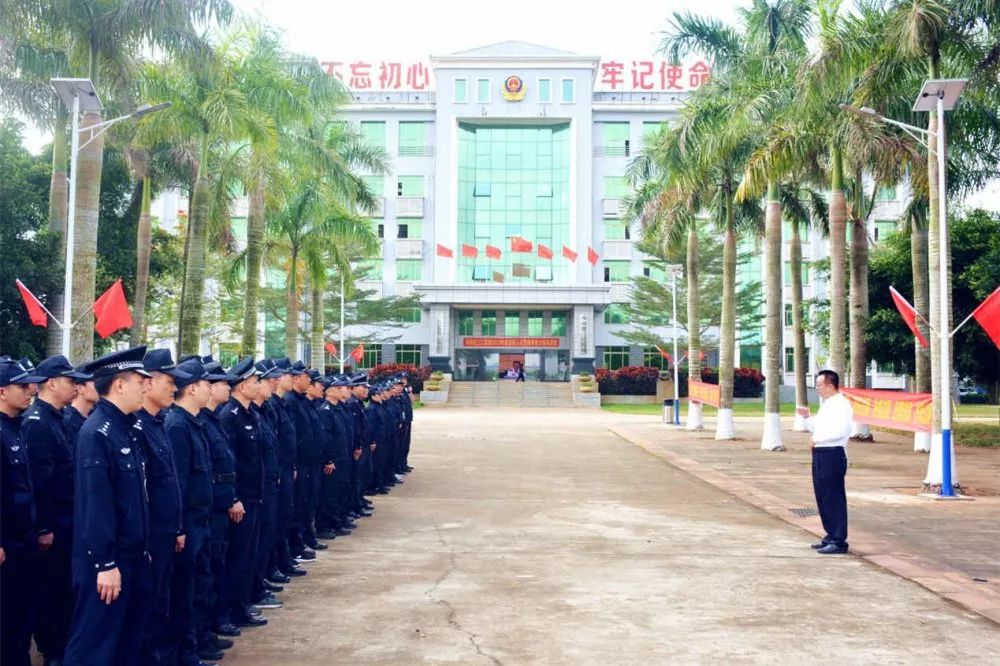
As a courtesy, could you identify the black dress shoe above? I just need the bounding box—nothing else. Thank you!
[268,571,291,584]
[234,614,268,627]
[198,646,225,661]
[810,542,827,549]
[404,466,413,472]
[262,579,284,593]
[316,529,337,540]
[334,527,352,536]
[216,623,241,637]
[357,509,373,517]
[310,541,328,550]
[281,564,308,576]
[816,543,848,555]
[214,637,234,650]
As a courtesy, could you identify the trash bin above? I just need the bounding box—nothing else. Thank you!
[663,399,680,425]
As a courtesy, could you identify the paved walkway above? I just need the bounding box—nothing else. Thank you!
[231,409,1000,664]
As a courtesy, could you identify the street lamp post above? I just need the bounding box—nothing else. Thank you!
[840,78,967,497]
[50,78,170,359]
[668,263,683,426]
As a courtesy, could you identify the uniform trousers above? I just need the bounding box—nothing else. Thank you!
[170,526,211,665]
[812,446,849,548]
[272,468,294,570]
[1,547,35,666]
[208,511,231,630]
[254,482,278,599]
[33,530,73,661]
[140,532,178,665]
[224,501,260,620]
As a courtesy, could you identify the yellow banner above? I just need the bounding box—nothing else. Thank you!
[688,380,721,408]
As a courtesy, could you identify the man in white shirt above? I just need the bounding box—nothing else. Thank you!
[797,370,853,554]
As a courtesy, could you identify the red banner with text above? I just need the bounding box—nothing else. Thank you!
[841,388,933,433]
[688,380,721,408]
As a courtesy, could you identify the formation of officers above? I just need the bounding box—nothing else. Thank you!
[0,346,415,666]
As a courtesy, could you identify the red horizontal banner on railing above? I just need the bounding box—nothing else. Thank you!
[841,388,932,433]
[688,380,721,408]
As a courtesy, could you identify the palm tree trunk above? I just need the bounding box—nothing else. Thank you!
[715,204,737,440]
[178,133,211,356]
[131,176,153,346]
[685,222,704,430]
[69,110,105,363]
[285,247,300,360]
[849,208,872,440]
[911,218,931,451]
[791,218,809,432]
[828,145,847,378]
[242,166,265,357]
[46,110,69,356]
[310,280,325,370]
[761,179,784,451]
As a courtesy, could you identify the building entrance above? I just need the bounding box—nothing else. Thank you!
[454,349,571,382]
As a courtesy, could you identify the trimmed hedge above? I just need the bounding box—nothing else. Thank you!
[596,366,764,397]
[370,363,433,393]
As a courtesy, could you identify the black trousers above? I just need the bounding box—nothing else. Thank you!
[208,511,231,630]
[272,468,294,570]
[66,555,151,666]
[141,532,177,665]
[224,501,260,620]
[401,422,412,468]
[254,483,278,599]
[34,530,73,660]
[170,526,211,664]
[291,464,320,551]
[812,447,849,548]
[1,547,35,666]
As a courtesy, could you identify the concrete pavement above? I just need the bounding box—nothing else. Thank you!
[230,408,1000,664]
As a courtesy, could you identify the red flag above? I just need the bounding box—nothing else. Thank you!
[587,246,600,265]
[485,245,501,260]
[699,350,706,361]
[562,246,578,262]
[889,286,929,349]
[93,279,133,339]
[436,244,453,258]
[15,279,48,327]
[492,271,505,283]
[511,236,532,253]
[512,263,531,278]
[350,344,365,364]
[461,244,478,258]
[537,244,553,260]
[324,342,338,356]
[970,285,1000,350]
[655,345,672,364]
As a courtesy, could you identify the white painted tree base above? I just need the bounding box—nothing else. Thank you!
[913,432,931,453]
[714,408,735,440]
[760,412,785,451]
[793,408,808,432]
[686,402,704,431]
[922,431,960,487]
[850,421,874,441]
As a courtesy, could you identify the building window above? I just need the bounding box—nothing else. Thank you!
[877,185,897,201]
[603,176,629,198]
[396,344,422,365]
[604,304,628,324]
[476,78,490,103]
[643,347,668,370]
[537,78,552,103]
[603,260,630,283]
[643,262,665,282]
[454,78,468,103]
[527,311,543,337]
[458,311,474,335]
[784,347,810,373]
[397,175,424,197]
[560,78,575,103]
[356,259,382,281]
[740,344,762,371]
[481,310,496,335]
[360,121,385,148]
[601,122,630,157]
[361,344,381,369]
[603,346,629,370]
[362,175,384,217]
[642,121,665,146]
[535,265,553,282]
[504,313,520,336]
[874,220,896,242]
[784,303,794,327]
[397,221,423,239]
[400,307,421,323]
[605,220,628,240]
[472,265,489,281]
[398,122,428,156]
[395,259,422,282]
[550,311,567,337]
[783,262,810,286]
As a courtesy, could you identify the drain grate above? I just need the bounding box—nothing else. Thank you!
[789,507,819,517]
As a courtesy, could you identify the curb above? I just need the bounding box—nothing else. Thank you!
[604,423,1000,626]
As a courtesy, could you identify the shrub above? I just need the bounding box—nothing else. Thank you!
[596,365,763,397]
[370,363,433,393]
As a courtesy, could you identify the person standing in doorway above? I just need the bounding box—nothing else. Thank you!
[797,370,853,555]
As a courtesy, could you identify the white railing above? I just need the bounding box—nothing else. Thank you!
[609,283,631,302]
[398,145,434,157]
[603,198,625,218]
[603,239,633,260]
[395,238,424,259]
[397,197,424,218]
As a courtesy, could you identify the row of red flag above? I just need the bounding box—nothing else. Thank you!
[891,285,1000,350]
[17,278,133,339]
[324,342,365,364]
[435,237,600,265]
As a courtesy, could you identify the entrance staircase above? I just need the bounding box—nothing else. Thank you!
[446,381,575,408]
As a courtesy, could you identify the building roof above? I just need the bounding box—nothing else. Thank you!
[447,41,580,59]
[433,40,600,69]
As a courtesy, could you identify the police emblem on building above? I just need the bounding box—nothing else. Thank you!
[502,75,525,101]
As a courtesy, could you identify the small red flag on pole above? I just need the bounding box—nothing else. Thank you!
[970,285,1000,350]
[587,246,600,265]
[511,236,533,253]
[436,244,454,258]
[350,344,365,364]
[485,245,502,260]
[889,286,929,349]
[15,279,48,327]
[562,246,578,262]
[324,342,338,356]
[93,279,133,339]
[461,244,478,258]
[655,345,672,364]
[537,244,553,260]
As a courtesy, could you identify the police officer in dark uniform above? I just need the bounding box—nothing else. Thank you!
[64,346,153,666]
[347,375,374,518]
[165,358,219,666]
[330,376,359,529]
[397,373,414,474]
[315,377,351,540]
[250,361,283,610]
[268,359,300,580]
[1,359,45,666]
[22,355,91,666]
[219,358,267,628]
[135,350,187,665]
[63,366,98,444]
[283,362,318,562]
